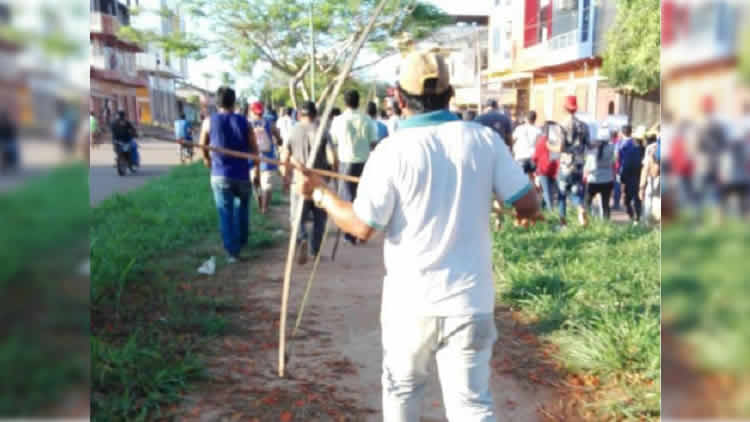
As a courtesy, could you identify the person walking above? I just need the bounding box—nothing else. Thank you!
[532,121,563,210]
[175,112,194,163]
[367,101,389,148]
[0,110,19,172]
[584,127,617,220]
[329,89,377,245]
[557,95,590,228]
[248,101,281,214]
[90,110,102,148]
[294,51,541,422]
[277,106,296,146]
[475,99,512,148]
[617,125,645,224]
[199,87,259,263]
[384,99,401,136]
[512,110,541,179]
[280,101,336,264]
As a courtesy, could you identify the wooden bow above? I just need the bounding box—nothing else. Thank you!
[277,0,391,377]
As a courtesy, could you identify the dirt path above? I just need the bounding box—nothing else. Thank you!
[171,202,585,421]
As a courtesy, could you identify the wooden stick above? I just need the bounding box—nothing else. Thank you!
[172,139,360,183]
[278,0,391,378]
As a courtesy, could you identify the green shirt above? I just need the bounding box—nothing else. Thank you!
[90,115,98,133]
[330,109,376,164]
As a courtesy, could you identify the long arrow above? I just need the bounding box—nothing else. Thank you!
[277,0,392,378]
[172,139,360,183]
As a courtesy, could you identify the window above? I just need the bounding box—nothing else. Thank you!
[581,0,590,42]
[493,27,502,55]
[524,0,540,47]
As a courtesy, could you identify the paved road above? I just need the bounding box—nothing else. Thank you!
[0,139,70,193]
[89,139,184,205]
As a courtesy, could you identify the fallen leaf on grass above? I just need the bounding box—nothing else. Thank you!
[280,411,293,422]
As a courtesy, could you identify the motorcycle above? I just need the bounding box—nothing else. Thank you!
[114,140,136,176]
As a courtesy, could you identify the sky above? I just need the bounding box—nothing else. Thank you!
[185,1,490,99]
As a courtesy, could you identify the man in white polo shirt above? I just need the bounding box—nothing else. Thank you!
[294,51,541,422]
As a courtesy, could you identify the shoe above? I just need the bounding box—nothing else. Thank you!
[297,240,308,265]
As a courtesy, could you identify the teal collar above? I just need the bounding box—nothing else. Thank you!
[399,109,460,129]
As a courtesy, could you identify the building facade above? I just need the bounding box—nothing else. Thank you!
[662,0,746,120]
[486,0,658,126]
[131,0,189,127]
[90,0,146,125]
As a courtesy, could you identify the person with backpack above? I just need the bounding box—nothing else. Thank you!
[617,125,645,224]
[557,95,590,228]
[584,127,617,220]
[248,101,282,214]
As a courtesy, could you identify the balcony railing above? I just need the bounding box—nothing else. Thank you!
[135,53,184,78]
[548,30,579,51]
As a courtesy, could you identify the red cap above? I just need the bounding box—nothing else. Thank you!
[701,95,715,114]
[251,101,264,116]
[564,95,578,112]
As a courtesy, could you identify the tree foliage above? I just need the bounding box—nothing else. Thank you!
[117,5,205,61]
[183,0,450,107]
[740,26,750,84]
[601,0,660,96]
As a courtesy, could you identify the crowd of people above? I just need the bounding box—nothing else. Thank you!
[196,82,666,263]
[661,96,750,222]
[180,49,674,421]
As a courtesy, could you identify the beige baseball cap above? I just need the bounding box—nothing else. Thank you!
[398,51,451,96]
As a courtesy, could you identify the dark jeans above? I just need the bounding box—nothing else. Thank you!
[613,180,622,209]
[585,181,615,220]
[210,177,251,257]
[621,172,642,221]
[558,180,584,219]
[537,175,557,210]
[291,195,327,256]
[339,162,365,243]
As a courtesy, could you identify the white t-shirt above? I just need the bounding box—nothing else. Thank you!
[386,115,400,136]
[352,110,531,317]
[277,115,295,145]
[512,123,541,161]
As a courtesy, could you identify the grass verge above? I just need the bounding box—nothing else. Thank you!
[493,213,660,420]
[0,164,90,416]
[662,217,750,416]
[91,163,277,421]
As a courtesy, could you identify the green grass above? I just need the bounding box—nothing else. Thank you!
[493,214,660,420]
[0,164,89,416]
[662,217,750,416]
[0,164,89,286]
[91,163,277,421]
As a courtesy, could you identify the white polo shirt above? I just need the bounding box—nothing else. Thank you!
[353,110,531,317]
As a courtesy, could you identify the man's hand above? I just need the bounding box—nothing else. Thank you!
[291,158,326,199]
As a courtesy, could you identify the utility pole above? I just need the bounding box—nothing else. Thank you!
[309,0,316,103]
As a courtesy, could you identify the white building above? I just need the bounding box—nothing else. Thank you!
[129,0,188,126]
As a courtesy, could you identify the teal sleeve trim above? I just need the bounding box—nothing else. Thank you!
[366,220,386,231]
[503,182,533,207]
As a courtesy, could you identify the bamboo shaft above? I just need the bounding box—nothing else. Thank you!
[174,139,360,183]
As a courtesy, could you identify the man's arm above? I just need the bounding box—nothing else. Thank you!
[200,119,211,167]
[296,172,375,241]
